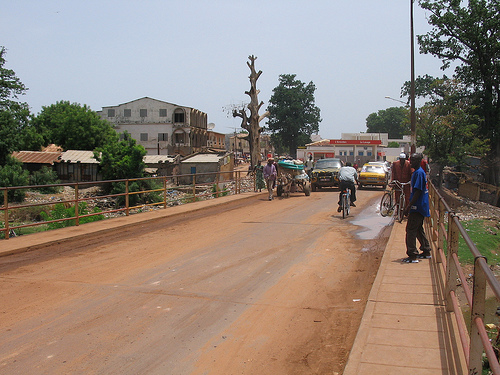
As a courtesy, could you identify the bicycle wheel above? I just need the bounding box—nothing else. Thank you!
[380,192,392,217]
[396,193,405,222]
[342,193,349,219]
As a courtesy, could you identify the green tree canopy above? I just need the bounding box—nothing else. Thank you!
[31,101,118,151]
[0,46,30,165]
[94,131,146,181]
[266,74,321,157]
[365,107,410,139]
[416,0,500,184]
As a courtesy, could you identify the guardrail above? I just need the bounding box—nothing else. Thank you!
[428,181,500,374]
[1,170,253,240]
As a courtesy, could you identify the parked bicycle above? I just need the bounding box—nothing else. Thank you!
[380,180,411,222]
[339,187,351,219]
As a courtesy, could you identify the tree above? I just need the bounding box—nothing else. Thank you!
[415,78,488,186]
[417,0,500,184]
[232,55,269,168]
[0,46,30,165]
[0,157,29,202]
[94,131,146,181]
[365,107,410,138]
[267,74,321,158]
[94,132,148,205]
[31,101,118,151]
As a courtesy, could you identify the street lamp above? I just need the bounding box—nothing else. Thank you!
[385,96,407,106]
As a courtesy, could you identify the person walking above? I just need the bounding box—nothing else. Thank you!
[402,153,432,263]
[337,162,358,212]
[263,158,277,200]
[391,152,412,210]
[305,155,314,177]
[254,161,265,192]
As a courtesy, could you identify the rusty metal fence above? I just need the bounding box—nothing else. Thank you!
[428,182,500,374]
[1,170,253,240]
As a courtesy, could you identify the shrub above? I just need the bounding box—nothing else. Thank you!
[29,166,61,193]
[40,202,104,229]
[110,179,163,207]
[0,157,29,202]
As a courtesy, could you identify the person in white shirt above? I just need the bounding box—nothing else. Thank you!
[337,162,358,212]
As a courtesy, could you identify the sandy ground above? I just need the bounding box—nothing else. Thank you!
[0,187,388,375]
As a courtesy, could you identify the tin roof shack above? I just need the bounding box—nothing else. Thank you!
[57,150,101,182]
[143,155,181,176]
[179,152,233,184]
[11,151,62,173]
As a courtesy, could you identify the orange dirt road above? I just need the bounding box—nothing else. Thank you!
[0,188,389,374]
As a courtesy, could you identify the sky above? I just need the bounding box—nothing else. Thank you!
[1,0,453,139]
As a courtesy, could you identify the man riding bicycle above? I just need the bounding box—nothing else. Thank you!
[337,162,358,212]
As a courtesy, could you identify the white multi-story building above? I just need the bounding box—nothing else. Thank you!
[98,97,208,156]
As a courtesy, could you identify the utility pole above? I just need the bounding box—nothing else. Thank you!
[410,0,416,154]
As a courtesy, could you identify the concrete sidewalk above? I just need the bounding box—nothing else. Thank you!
[343,220,467,375]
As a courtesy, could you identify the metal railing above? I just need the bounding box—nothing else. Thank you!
[428,181,500,374]
[1,170,254,240]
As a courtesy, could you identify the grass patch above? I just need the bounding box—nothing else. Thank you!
[457,219,500,265]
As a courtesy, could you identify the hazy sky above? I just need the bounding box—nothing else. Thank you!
[1,0,452,139]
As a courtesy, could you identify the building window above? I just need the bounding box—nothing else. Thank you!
[367,152,372,156]
[124,109,131,117]
[174,109,185,123]
[358,151,364,156]
[140,133,148,141]
[159,109,167,117]
[349,152,354,156]
[140,109,147,117]
[119,133,125,140]
[158,133,168,141]
[107,109,115,117]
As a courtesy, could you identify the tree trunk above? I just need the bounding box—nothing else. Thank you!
[233,56,269,169]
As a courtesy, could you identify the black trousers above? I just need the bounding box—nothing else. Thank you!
[338,180,356,204]
[405,212,431,258]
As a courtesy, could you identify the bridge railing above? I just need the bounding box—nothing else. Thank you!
[428,181,500,374]
[1,170,254,240]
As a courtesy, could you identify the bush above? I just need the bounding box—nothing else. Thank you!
[109,179,163,207]
[9,205,50,222]
[40,202,104,229]
[29,166,61,193]
[0,157,29,202]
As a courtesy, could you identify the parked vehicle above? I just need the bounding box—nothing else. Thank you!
[310,158,343,191]
[358,163,388,189]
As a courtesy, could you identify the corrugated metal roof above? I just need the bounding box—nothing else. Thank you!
[11,151,62,164]
[144,155,176,164]
[59,150,100,164]
[182,154,223,163]
[306,139,331,146]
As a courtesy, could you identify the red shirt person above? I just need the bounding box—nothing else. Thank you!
[391,153,412,209]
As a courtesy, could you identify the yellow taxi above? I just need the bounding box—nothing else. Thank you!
[358,163,388,189]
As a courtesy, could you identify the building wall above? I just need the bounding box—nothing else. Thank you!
[207,131,226,150]
[99,97,208,156]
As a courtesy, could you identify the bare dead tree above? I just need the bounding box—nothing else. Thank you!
[232,55,269,168]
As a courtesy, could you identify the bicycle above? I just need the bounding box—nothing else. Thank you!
[340,187,351,219]
[380,180,410,222]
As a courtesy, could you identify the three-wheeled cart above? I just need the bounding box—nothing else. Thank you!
[276,160,311,198]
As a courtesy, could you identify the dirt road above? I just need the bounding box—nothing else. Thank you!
[0,188,389,374]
